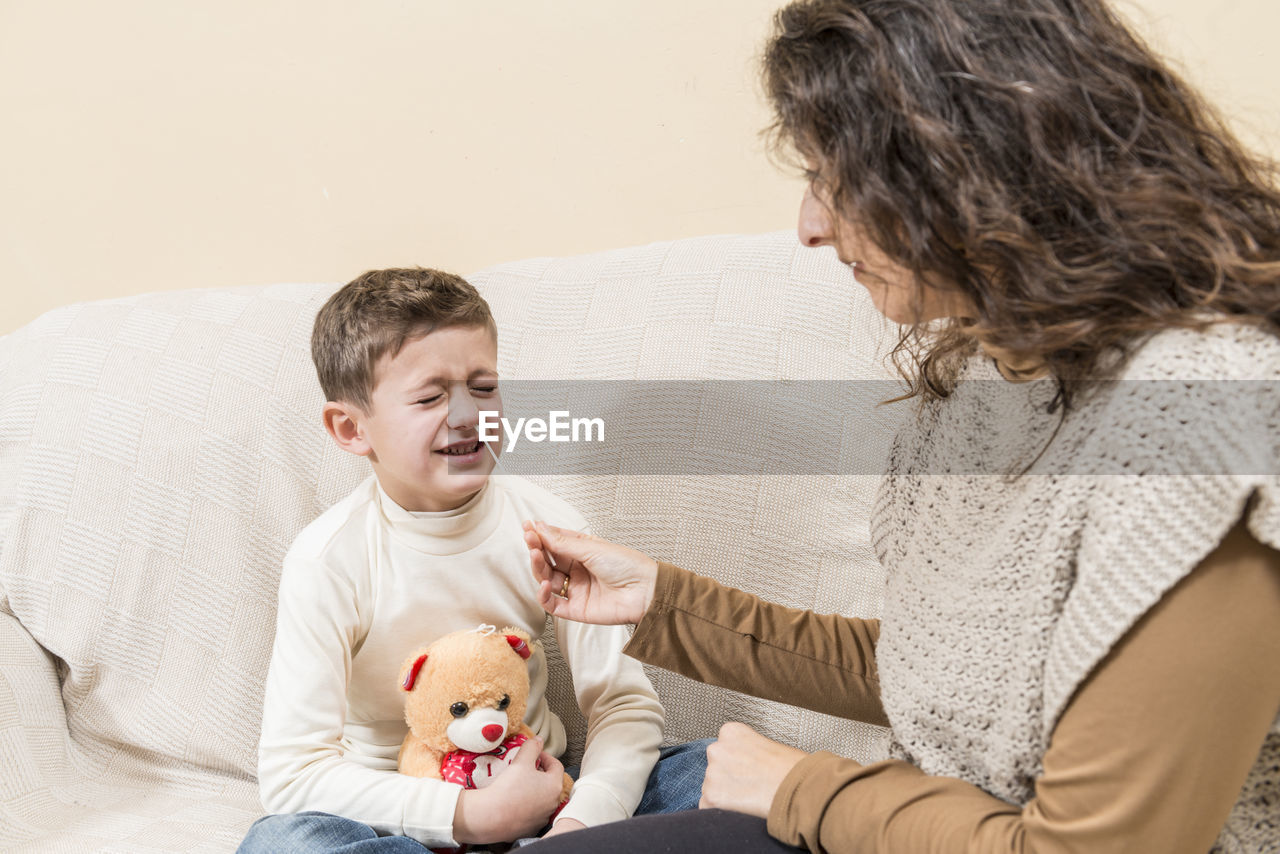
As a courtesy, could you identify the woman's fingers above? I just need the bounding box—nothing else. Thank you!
[535,573,571,618]
[522,520,657,624]
[524,522,576,571]
[535,578,555,614]
[530,521,586,566]
[523,522,551,581]
[525,523,581,594]
[700,723,807,818]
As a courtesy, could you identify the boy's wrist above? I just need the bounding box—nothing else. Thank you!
[543,817,587,838]
[451,786,496,844]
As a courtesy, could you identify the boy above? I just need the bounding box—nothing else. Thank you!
[240,268,681,851]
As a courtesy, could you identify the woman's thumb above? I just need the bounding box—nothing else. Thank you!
[536,522,585,557]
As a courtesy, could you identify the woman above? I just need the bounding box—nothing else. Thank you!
[523,0,1280,852]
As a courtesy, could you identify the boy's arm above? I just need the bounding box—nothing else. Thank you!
[258,555,464,847]
[552,615,666,828]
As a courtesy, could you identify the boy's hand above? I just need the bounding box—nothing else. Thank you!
[452,737,567,844]
[523,521,658,625]
[541,817,587,838]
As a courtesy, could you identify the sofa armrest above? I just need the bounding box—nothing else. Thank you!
[0,606,69,793]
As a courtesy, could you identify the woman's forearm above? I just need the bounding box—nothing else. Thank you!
[625,561,888,726]
[768,523,1280,854]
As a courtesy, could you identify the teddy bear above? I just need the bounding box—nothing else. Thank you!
[397,624,574,831]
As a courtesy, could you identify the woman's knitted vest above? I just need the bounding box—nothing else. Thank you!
[871,323,1280,852]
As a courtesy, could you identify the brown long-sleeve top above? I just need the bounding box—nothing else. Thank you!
[623,522,1280,854]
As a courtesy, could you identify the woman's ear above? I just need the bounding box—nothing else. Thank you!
[323,400,373,457]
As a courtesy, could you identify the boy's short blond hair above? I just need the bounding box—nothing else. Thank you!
[311,267,495,409]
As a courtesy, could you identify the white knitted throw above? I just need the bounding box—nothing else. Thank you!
[871,322,1280,853]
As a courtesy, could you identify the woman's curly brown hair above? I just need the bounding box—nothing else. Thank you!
[763,0,1280,406]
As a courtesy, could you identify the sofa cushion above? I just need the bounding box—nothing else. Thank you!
[0,231,902,851]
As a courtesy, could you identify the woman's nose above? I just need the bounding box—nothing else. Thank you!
[797,185,835,248]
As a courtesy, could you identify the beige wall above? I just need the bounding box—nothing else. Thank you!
[2,0,1276,335]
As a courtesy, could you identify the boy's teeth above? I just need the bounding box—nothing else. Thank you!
[442,442,478,455]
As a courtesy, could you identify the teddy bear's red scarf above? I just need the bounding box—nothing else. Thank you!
[440,733,530,789]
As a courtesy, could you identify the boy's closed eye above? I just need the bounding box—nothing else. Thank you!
[414,384,495,406]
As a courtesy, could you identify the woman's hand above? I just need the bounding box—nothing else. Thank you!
[700,723,807,819]
[522,521,658,625]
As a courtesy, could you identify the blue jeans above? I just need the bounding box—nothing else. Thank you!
[627,738,710,817]
[237,739,710,853]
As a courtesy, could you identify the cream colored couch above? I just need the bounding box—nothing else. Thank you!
[0,231,904,852]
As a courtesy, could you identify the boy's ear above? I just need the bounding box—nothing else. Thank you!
[323,400,373,457]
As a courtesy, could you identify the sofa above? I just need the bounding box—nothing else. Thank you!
[0,230,906,852]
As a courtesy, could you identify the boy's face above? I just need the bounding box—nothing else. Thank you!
[326,324,500,512]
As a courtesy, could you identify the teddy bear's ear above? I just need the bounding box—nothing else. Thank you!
[505,635,532,660]
[401,653,428,691]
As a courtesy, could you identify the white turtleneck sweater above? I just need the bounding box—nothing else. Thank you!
[256,474,664,847]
